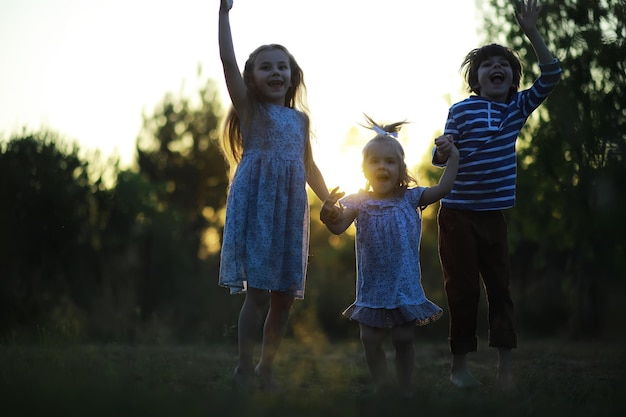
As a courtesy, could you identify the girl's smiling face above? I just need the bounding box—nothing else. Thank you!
[363,142,401,199]
[251,49,292,105]
[476,55,514,102]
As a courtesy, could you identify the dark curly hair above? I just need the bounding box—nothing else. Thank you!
[461,43,523,102]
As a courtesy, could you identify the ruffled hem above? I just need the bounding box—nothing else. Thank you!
[342,301,443,328]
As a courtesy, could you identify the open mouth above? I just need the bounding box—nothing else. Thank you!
[490,72,504,83]
[269,80,283,87]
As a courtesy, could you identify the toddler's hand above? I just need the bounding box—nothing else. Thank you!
[434,134,454,160]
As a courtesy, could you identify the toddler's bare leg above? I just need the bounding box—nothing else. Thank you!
[391,322,415,397]
[360,324,387,391]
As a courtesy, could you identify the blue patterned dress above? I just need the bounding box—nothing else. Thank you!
[219,103,310,299]
[341,188,442,327]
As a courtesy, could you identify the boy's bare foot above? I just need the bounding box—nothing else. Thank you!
[450,369,482,388]
[497,348,517,394]
[497,372,518,395]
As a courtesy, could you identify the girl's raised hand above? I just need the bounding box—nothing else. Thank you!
[515,0,542,34]
[220,0,233,12]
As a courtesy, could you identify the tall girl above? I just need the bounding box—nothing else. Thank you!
[218,0,334,392]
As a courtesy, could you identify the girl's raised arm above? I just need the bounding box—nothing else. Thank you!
[219,0,249,119]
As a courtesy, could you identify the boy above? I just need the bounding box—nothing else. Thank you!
[433,0,562,393]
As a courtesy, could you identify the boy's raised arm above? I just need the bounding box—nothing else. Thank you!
[515,0,555,64]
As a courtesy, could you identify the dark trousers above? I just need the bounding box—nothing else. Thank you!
[438,206,517,354]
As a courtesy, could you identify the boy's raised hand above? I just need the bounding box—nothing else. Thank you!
[514,0,554,64]
[515,0,542,34]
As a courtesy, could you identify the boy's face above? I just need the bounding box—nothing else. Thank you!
[476,55,513,102]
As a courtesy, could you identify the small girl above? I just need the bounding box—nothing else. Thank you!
[218,0,335,392]
[320,116,459,396]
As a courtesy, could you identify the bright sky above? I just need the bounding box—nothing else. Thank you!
[0,0,481,194]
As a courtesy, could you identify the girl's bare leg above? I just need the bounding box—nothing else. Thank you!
[235,287,269,386]
[255,290,295,391]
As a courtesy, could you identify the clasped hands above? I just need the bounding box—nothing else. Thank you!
[434,134,455,162]
[320,186,345,225]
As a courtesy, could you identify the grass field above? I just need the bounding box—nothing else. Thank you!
[1,337,624,417]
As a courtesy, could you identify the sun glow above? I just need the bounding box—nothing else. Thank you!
[313,155,365,197]
[0,0,478,172]
[311,125,367,196]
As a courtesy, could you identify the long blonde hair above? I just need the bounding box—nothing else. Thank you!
[220,44,311,176]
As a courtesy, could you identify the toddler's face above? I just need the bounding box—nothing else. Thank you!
[363,142,401,199]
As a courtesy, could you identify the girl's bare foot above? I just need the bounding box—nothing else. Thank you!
[233,366,254,392]
[255,365,279,393]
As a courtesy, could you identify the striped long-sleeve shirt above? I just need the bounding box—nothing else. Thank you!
[436,59,562,211]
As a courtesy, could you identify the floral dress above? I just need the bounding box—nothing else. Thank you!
[341,188,442,327]
[219,103,309,299]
